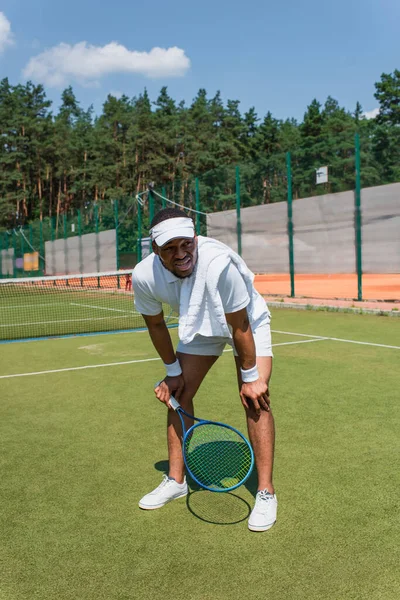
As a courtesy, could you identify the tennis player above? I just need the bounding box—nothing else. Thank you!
[132,208,277,532]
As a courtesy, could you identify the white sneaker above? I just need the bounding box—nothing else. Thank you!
[248,490,278,532]
[138,475,188,510]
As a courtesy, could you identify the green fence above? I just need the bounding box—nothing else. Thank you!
[1,134,399,302]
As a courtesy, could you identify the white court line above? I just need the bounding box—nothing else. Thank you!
[0,357,162,380]
[0,333,398,381]
[272,338,328,347]
[0,338,326,380]
[70,302,135,314]
[272,330,400,350]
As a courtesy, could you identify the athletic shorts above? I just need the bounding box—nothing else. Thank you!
[176,322,273,357]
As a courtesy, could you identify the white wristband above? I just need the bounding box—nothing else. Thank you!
[240,365,259,383]
[164,359,182,377]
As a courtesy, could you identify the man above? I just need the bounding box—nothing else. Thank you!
[132,207,277,532]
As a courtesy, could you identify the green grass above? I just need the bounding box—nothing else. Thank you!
[0,310,399,600]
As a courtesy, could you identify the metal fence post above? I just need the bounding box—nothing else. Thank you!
[114,200,120,272]
[286,152,295,297]
[195,178,201,235]
[235,166,242,256]
[355,133,363,301]
[137,200,142,262]
[39,220,45,274]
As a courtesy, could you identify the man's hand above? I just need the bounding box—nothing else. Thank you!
[154,375,185,405]
[240,379,270,415]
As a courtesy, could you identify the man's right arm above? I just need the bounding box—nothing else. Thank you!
[143,312,176,365]
[142,312,184,402]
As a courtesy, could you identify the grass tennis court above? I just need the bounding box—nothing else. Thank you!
[0,274,178,341]
[1,309,399,600]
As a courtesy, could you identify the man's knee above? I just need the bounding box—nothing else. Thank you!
[176,352,218,406]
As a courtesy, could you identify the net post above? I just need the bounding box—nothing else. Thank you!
[355,133,363,301]
[0,233,2,279]
[161,187,167,209]
[286,152,295,297]
[235,166,242,256]
[195,178,201,235]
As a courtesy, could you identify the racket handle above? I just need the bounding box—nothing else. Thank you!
[168,396,180,411]
[154,381,181,411]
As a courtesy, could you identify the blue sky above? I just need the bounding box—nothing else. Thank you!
[0,0,398,121]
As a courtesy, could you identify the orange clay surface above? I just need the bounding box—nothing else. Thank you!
[254,273,400,310]
[38,271,400,311]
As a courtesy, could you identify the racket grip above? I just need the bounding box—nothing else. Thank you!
[168,396,180,411]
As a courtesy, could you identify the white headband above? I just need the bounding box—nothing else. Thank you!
[150,217,195,247]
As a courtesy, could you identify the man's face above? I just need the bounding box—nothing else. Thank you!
[153,236,198,278]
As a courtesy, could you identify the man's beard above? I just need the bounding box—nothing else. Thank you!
[159,257,195,279]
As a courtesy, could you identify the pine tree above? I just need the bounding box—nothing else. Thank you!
[373,70,400,181]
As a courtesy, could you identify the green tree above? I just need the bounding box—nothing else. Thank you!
[373,70,400,181]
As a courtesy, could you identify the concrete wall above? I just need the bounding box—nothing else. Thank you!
[0,248,14,276]
[45,229,117,275]
[206,182,400,273]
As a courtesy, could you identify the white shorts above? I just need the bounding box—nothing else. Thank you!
[177,322,273,357]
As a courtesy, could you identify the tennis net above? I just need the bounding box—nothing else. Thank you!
[0,270,178,342]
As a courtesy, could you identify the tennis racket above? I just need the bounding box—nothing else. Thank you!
[160,387,254,492]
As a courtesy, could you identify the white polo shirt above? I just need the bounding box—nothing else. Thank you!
[132,252,270,329]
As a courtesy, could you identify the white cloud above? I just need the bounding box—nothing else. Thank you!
[23,41,190,87]
[363,108,380,120]
[0,12,14,53]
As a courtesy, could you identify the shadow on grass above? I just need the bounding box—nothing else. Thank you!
[154,458,258,497]
[154,459,255,525]
[186,490,251,525]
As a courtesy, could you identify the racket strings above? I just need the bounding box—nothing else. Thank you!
[184,423,253,490]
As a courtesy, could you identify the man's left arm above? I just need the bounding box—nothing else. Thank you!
[225,308,270,414]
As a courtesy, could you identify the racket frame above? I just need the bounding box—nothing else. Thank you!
[168,394,255,492]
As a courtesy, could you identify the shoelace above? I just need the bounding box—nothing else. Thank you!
[154,475,171,491]
[257,490,274,503]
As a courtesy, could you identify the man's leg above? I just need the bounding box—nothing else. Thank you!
[234,356,275,493]
[139,352,218,509]
[168,352,218,483]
